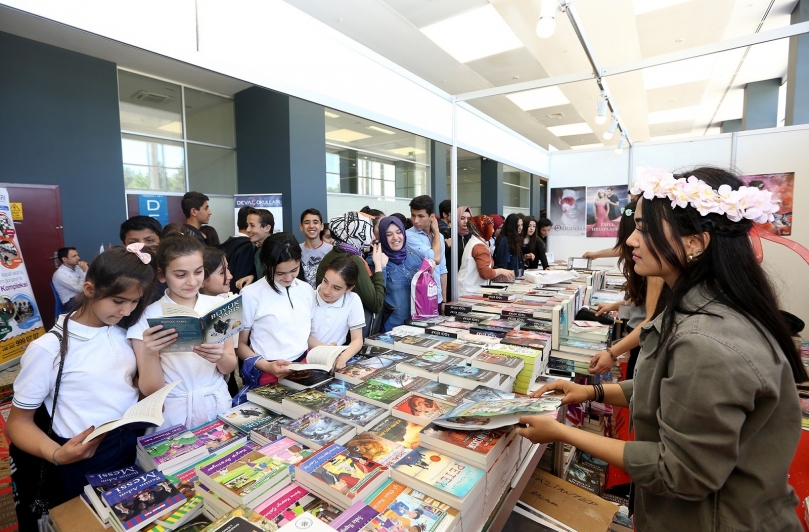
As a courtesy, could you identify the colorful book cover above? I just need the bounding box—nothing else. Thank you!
[420,425,506,457]
[436,397,560,429]
[286,389,337,412]
[86,465,143,496]
[302,498,344,524]
[250,384,298,404]
[203,505,280,532]
[367,480,459,532]
[438,322,475,330]
[365,332,396,346]
[315,379,354,398]
[343,431,411,465]
[329,501,380,532]
[335,364,380,382]
[357,345,392,357]
[258,437,313,469]
[321,397,386,427]
[299,444,388,502]
[144,429,204,466]
[399,353,461,372]
[366,368,428,390]
[137,425,188,449]
[470,352,524,370]
[190,420,245,454]
[392,395,455,421]
[414,381,470,405]
[433,341,481,357]
[462,386,515,402]
[252,416,295,443]
[392,448,484,499]
[218,403,277,432]
[284,412,354,447]
[440,366,499,384]
[199,447,288,501]
[254,483,316,526]
[102,471,185,530]
[486,344,542,357]
[349,380,410,405]
[368,416,423,449]
[155,495,202,527]
[478,318,522,329]
[397,336,441,349]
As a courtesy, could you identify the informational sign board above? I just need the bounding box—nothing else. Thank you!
[233,194,284,234]
[0,188,45,368]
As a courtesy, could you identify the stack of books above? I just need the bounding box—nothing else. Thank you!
[367,415,425,450]
[469,351,525,378]
[250,415,296,447]
[564,450,608,496]
[253,483,317,526]
[294,443,390,509]
[366,479,460,532]
[246,383,298,414]
[346,380,411,411]
[190,419,248,456]
[390,393,456,426]
[342,431,411,466]
[319,396,388,431]
[281,389,337,419]
[217,402,279,433]
[396,353,465,380]
[136,425,209,476]
[101,469,186,532]
[83,465,143,528]
[367,367,431,391]
[281,411,357,449]
[486,344,546,394]
[438,365,501,390]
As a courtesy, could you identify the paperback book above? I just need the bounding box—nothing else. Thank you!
[250,416,296,447]
[281,389,337,418]
[145,294,243,352]
[286,345,348,372]
[218,403,277,432]
[437,365,500,390]
[320,397,387,431]
[432,396,561,430]
[365,368,429,391]
[391,447,484,511]
[367,479,459,532]
[278,370,333,391]
[84,464,144,523]
[190,419,247,455]
[413,381,471,406]
[101,470,186,532]
[396,353,465,380]
[328,501,380,532]
[138,425,208,473]
[197,445,290,506]
[431,340,484,359]
[346,380,411,410]
[394,335,442,354]
[368,416,424,449]
[419,425,508,468]
[281,412,356,449]
[258,437,314,471]
[247,384,298,414]
[203,505,280,532]
[462,385,516,403]
[333,363,380,385]
[390,394,456,426]
[315,379,353,399]
[356,345,392,357]
[253,483,316,527]
[469,352,525,377]
[342,431,411,466]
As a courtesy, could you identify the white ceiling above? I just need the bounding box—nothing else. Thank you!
[284,0,798,150]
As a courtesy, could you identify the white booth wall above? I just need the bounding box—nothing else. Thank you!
[547,126,809,326]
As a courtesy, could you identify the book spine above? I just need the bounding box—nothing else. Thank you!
[454,314,482,323]
[258,484,309,518]
[332,504,381,532]
[486,294,513,302]
[102,471,165,506]
[444,304,471,314]
[138,424,186,448]
[425,328,458,339]
[199,442,257,475]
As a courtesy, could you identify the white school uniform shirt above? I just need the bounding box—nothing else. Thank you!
[51,264,86,304]
[13,316,139,438]
[311,289,365,346]
[127,291,231,430]
[240,277,315,362]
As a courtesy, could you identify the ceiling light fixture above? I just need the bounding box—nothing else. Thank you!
[366,126,395,135]
[536,0,557,38]
[595,91,608,124]
[324,111,340,119]
[506,86,569,111]
[615,134,627,155]
[603,117,618,140]
[547,122,593,137]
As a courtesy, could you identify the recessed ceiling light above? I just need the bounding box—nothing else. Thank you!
[647,106,700,124]
[571,143,604,150]
[513,75,520,80]
[421,4,523,63]
[389,147,427,156]
[506,86,570,111]
[675,38,685,43]
[325,129,371,142]
[634,0,693,16]
[367,126,395,135]
[642,55,715,90]
[324,111,340,118]
[547,123,593,136]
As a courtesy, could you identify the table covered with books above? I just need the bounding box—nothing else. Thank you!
[50,272,613,532]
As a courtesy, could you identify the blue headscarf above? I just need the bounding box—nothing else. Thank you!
[378,216,408,265]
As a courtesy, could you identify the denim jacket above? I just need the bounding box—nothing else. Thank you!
[368,253,420,332]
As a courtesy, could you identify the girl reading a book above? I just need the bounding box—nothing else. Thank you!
[309,257,365,370]
[201,247,233,297]
[129,235,237,430]
[237,232,316,384]
[7,247,155,526]
[522,167,807,531]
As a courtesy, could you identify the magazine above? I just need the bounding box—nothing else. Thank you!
[432,396,562,430]
[146,294,242,352]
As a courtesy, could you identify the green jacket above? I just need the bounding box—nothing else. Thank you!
[315,249,386,314]
[620,287,802,531]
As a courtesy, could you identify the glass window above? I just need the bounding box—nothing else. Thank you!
[122,134,185,192]
[118,71,183,139]
[503,164,530,213]
[187,144,237,195]
[185,87,236,147]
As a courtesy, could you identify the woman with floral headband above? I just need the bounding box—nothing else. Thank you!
[458,215,515,296]
[520,167,806,530]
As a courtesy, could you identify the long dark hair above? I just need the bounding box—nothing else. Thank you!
[523,216,539,251]
[616,200,645,307]
[260,232,303,293]
[156,234,205,275]
[639,166,807,382]
[497,213,523,255]
[202,246,227,280]
[324,256,359,289]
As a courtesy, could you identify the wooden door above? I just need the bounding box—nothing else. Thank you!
[0,184,64,329]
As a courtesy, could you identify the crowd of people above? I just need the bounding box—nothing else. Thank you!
[18,167,808,531]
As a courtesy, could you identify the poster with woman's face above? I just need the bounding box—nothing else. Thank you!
[550,186,586,235]
[585,184,629,238]
[738,173,794,236]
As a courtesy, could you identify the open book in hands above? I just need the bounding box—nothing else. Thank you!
[431,394,563,431]
[82,381,180,443]
[146,294,243,352]
[286,345,349,373]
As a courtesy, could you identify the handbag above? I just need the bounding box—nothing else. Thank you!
[10,331,66,531]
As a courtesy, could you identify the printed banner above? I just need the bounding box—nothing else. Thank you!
[0,188,45,367]
[233,194,284,233]
[585,184,629,238]
[549,186,586,235]
[738,173,794,236]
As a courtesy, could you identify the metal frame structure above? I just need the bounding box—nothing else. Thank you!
[446,1,809,302]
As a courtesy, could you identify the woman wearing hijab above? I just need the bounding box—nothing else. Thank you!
[370,216,422,331]
[316,212,387,316]
[489,214,505,254]
[458,216,515,296]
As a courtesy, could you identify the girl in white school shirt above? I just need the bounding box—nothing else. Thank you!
[309,257,365,370]
[129,235,237,430]
[237,232,316,385]
[7,247,155,527]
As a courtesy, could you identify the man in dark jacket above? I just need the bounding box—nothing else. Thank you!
[218,206,255,293]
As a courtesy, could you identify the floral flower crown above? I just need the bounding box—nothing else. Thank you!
[630,167,778,224]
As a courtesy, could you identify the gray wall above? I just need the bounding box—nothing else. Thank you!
[0,31,126,259]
